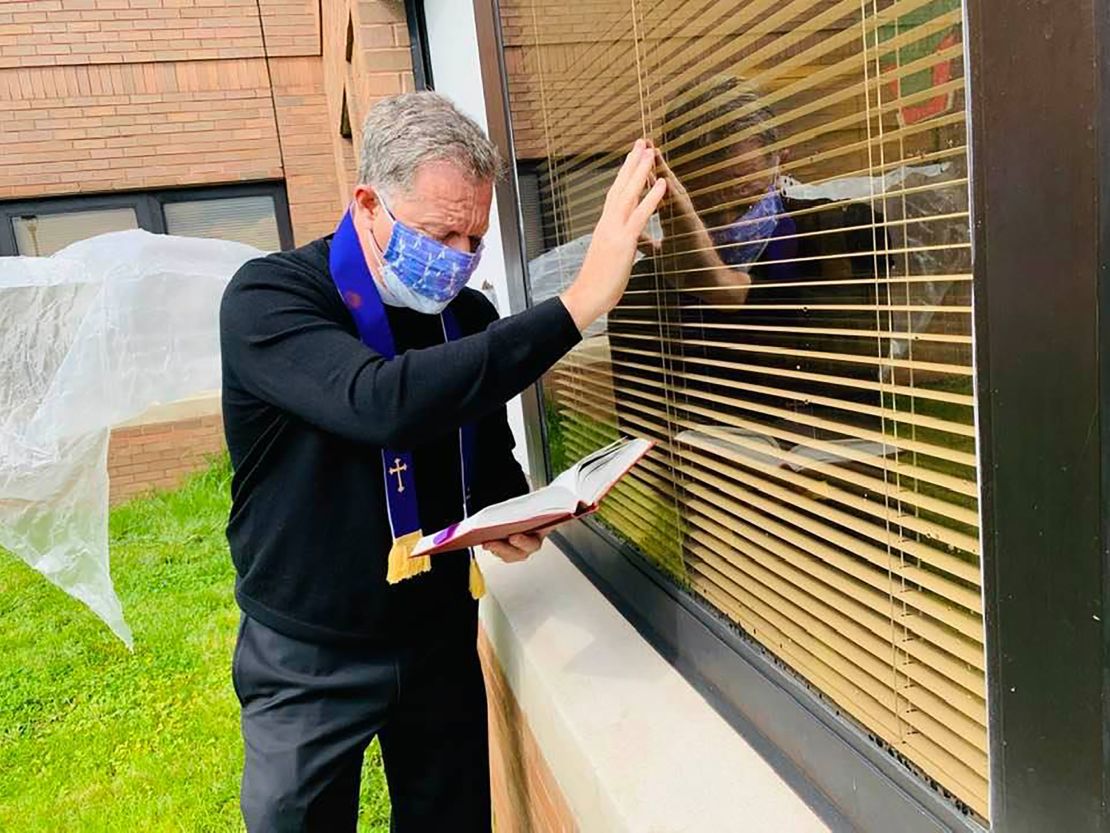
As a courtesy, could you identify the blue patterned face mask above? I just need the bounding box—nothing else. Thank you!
[709,187,784,269]
[369,200,483,314]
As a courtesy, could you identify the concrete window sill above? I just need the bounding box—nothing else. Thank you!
[478,540,831,833]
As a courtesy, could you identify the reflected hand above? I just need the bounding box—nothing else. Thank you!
[640,149,713,257]
[641,147,753,305]
[484,532,546,564]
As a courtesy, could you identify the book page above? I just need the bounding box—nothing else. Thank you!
[456,481,580,532]
[576,437,653,504]
[414,437,651,556]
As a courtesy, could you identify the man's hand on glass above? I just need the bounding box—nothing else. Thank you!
[559,139,668,332]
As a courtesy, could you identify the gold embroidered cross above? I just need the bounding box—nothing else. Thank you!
[388,457,408,493]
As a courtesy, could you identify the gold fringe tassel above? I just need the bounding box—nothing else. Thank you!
[469,555,486,599]
[386,530,431,584]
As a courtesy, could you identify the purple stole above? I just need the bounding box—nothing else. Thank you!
[328,210,484,598]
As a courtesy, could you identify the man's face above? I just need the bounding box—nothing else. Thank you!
[674,138,777,228]
[353,160,493,278]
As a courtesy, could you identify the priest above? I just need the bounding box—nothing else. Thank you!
[219,91,665,832]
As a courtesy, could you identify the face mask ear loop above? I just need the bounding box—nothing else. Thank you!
[364,193,394,273]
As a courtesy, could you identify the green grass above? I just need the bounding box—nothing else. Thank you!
[0,457,390,832]
[544,394,688,583]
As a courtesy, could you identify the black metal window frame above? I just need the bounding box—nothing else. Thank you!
[403,0,434,91]
[456,0,1109,829]
[0,181,294,256]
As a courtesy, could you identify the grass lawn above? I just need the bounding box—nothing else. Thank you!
[0,457,391,832]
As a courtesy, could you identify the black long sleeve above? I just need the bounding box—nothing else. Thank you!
[220,236,578,644]
[221,250,579,449]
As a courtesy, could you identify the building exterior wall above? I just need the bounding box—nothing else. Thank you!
[0,0,339,244]
[108,411,226,504]
[0,0,422,501]
[479,628,577,833]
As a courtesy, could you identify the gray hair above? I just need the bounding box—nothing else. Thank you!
[358,91,501,195]
[663,74,779,157]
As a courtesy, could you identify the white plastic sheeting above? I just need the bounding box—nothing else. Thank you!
[0,230,261,646]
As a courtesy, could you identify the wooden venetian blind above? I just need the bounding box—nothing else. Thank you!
[501,0,984,818]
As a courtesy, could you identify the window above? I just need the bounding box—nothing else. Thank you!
[340,90,353,140]
[12,208,138,257]
[514,165,548,263]
[163,195,282,252]
[498,0,982,820]
[0,183,292,257]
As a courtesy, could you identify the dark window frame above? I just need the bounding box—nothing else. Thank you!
[465,0,1110,829]
[966,0,1110,828]
[0,181,294,256]
[403,0,434,91]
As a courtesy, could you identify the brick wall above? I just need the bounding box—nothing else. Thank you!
[0,0,426,504]
[1,59,284,197]
[479,628,577,833]
[270,55,346,240]
[0,0,319,67]
[108,412,225,504]
[318,0,416,215]
[0,0,346,245]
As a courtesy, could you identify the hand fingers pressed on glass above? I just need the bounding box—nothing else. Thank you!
[608,139,649,205]
[617,143,656,209]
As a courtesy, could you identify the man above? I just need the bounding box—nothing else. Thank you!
[220,92,664,831]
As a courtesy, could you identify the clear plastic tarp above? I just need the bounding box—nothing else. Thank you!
[0,230,261,646]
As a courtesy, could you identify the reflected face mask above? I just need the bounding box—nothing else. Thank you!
[369,200,483,314]
[709,187,784,269]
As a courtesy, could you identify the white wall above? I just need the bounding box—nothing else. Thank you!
[424,0,531,474]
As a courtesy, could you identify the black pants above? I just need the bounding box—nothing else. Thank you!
[233,614,491,832]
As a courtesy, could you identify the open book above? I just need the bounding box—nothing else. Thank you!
[675,426,896,472]
[412,437,653,557]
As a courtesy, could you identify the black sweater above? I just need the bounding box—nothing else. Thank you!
[219,237,581,644]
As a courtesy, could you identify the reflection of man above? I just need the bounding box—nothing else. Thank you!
[610,76,888,446]
[220,93,664,831]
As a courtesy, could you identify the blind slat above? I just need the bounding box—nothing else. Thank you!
[611,317,973,346]
[598,344,976,406]
[694,576,988,817]
[545,0,953,192]
[575,355,977,443]
[682,428,981,543]
[553,381,978,506]
[556,404,984,626]
[610,330,975,377]
[686,527,987,752]
[617,383,978,470]
[682,493,985,701]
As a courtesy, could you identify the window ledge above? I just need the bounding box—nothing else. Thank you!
[478,540,832,833]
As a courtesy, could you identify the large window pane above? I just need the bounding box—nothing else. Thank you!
[13,208,138,256]
[502,0,983,819]
[163,195,281,251]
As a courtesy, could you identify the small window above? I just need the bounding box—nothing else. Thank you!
[515,168,544,262]
[163,195,282,251]
[12,208,138,256]
[345,13,354,62]
[340,90,352,140]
